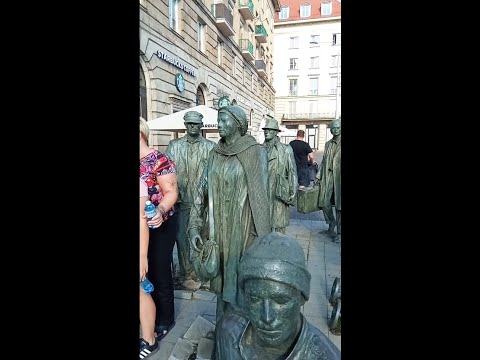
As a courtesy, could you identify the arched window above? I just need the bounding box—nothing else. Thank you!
[140,65,147,119]
[196,86,205,106]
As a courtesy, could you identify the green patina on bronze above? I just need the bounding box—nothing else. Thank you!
[188,105,271,326]
[166,110,215,282]
[262,118,298,234]
[316,119,341,241]
[215,232,341,360]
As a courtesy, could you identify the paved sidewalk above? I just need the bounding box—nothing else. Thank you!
[149,207,341,359]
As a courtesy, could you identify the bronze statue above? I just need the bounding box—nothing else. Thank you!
[166,111,215,288]
[316,119,341,242]
[216,232,341,360]
[262,119,298,234]
[188,105,271,325]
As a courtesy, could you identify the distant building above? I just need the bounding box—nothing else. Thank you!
[140,0,280,149]
[273,0,341,151]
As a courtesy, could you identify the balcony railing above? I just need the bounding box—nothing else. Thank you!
[309,90,318,95]
[238,0,254,20]
[283,113,336,120]
[288,91,297,96]
[240,39,254,61]
[255,59,266,77]
[212,3,234,36]
[255,25,268,43]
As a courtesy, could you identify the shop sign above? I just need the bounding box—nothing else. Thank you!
[155,50,196,77]
[175,73,185,92]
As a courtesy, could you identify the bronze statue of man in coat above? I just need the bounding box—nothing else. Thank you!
[166,110,215,288]
[316,119,341,242]
[262,118,298,234]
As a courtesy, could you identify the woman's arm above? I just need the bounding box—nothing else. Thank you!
[140,194,149,281]
[156,172,178,216]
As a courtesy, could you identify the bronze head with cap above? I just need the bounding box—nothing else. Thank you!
[215,232,341,360]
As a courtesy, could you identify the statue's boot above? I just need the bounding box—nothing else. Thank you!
[319,223,336,237]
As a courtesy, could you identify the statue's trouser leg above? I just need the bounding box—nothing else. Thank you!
[213,295,234,360]
[323,203,336,227]
[176,207,193,280]
[336,210,341,234]
[322,188,336,231]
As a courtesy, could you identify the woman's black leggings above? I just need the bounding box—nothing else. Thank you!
[148,211,178,327]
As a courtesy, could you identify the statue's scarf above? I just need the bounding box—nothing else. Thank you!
[215,135,271,238]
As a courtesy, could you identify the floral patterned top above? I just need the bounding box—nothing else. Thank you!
[140,150,177,221]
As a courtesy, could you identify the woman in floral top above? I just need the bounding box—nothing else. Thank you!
[139,117,178,345]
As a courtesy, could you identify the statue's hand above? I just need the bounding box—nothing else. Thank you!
[190,234,204,252]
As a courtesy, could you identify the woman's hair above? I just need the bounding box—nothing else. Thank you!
[139,117,150,145]
[219,106,248,136]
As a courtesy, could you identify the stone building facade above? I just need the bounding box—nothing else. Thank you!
[273,0,341,151]
[140,0,280,149]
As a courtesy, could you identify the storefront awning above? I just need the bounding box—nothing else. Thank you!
[147,105,219,131]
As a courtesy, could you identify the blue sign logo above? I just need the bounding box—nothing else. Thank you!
[175,73,185,92]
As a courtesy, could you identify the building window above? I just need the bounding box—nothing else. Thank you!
[330,76,338,94]
[288,101,296,115]
[309,78,318,95]
[198,21,206,52]
[169,0,179,31]
[309,101,318,116]
[279,5,289,19]
[217,41,223,65]
[300,3,311,18]
[331,55,339,67]
[289,79,298,96]
[333,33,341,45]
[321,2,332,16]
[310,56,319,69]
[289,37,299,49]
[196,86,205,106]
[249,109,254,127]
[310,35,320,46]
[289,58,298,70]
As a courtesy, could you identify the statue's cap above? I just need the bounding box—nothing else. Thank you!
[183,111,203,123]
[262,118,280,131]
[238,232,311,301]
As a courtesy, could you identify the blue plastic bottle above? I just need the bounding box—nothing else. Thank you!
[145,200,156,229]
[140,277,154,294]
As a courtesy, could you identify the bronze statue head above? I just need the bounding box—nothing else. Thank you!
[218,105,248,136]
[183,110,204,124]
[183,110,204,137]
[329,119,341,136]
[262,118,280,142]
[238,232,311,346]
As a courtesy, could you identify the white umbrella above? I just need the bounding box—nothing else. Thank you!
[147,105,219,131]
[279,125,298,137]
